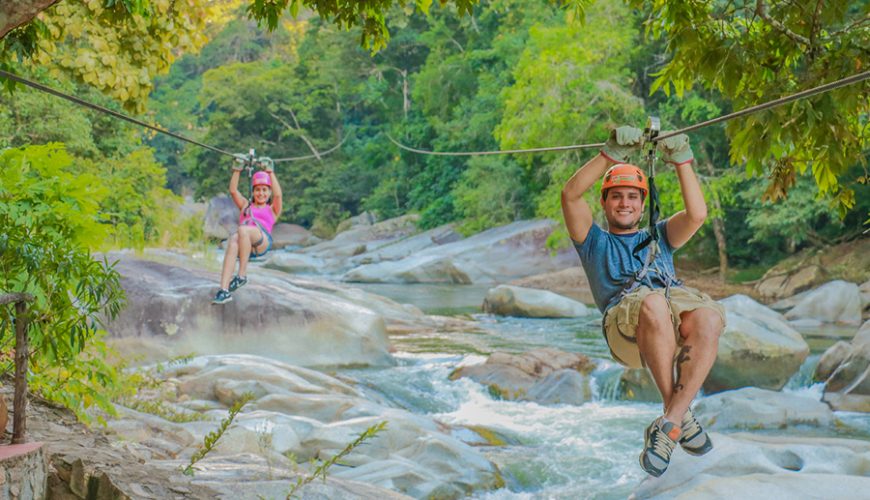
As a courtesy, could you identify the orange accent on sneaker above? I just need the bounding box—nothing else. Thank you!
[667,426,681,441]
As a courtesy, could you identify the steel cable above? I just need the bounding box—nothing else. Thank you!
[388,70,870,156]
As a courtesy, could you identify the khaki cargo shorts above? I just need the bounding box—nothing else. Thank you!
[603,285,726,369]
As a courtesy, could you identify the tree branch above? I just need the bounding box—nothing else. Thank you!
[0,293,34,306]
[269,110,322,162]
[755,0,811,47]
[0,0,61,39]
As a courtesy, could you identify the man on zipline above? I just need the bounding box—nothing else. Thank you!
[561,126,726,477]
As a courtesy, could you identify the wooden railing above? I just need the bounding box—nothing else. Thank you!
[0,292,34,444]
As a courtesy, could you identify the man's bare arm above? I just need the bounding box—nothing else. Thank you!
[659,135,707,249]
[561,154,612,244]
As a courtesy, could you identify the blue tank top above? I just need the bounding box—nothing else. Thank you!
[572,220,677,313]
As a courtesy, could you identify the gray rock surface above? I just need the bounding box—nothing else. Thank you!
[705,295,809,393]
[104,254,394,368]
[822,320,870,412]
[482,285,591,318]
[694,387,834,430]
[108,355,503,499]
[633,433,870,499]
[203,195,240,240]
[784,280,862,325]
[450,348,596,404]
[343,219,577,284]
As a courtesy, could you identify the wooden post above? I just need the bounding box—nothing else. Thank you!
[12,301,29,444]
[0,293,34,445]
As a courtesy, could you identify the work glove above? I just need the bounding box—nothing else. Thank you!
[232,153,247,171]
[601,126,643,163]
[259,157,275,173]
[657,133,694,166]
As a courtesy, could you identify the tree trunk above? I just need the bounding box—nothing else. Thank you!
[702,162,729,283]
[12,300,29,444]
[0,0,61,39]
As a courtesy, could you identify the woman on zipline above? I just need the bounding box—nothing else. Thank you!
[213,159,282,304]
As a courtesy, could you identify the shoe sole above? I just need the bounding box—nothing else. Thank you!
[680,437,713,456]
[212,297,233,305]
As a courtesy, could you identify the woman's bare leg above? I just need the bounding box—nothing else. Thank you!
[220,233,240,290]
[237,225,263,277]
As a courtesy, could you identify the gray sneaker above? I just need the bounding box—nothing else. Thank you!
[212,289,232,304]
[228,275,248,292]
[640,416,681,477]
[680,408,713,456]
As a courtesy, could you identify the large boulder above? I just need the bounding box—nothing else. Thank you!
[104,254,393,368]
[508,267,595,306]
[633,433,870,499]
[203,195,240,240]
[755,264,824,301]
[343,219,577,284]
[335,211,378,234]
[704,295,809,393]
[861,279,870,318]
[482,285,591,318]
[782,280,862,326]
[110,355,503,499]
[303,215,420,259]
[694,387,834,430]
[450,348,596,405]
[348,224,462,267]
[270,223,321,249]
[821,320,870,412]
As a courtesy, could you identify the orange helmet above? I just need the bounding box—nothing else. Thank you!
[601,164,647,199]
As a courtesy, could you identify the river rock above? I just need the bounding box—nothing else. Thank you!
[343,219,577,284]
[861,279,870,317]
[704,295,809,393]
[482,285,591,318]
[821,320,870,412]
[508,267,595,306]
[270,223,320,249]
[693,387,834,430]
[263,252,326,274]
[783,280,862,325]
[633,433,870,499]
[450,348,596,404]
[133,355,503,499]
[303,214,420,259]
[335,211,378,234]
[348,224,462,267]
[619,369,661,402]
[755,264,824,301]
[104,254,393,367]
[203,195,240,240]
[815,341,853,382]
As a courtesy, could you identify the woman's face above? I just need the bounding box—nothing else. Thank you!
[253,185,271,204]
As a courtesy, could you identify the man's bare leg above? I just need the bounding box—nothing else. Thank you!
[635,293,679,423]
[664,308,723,424]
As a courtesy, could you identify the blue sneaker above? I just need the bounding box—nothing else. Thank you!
[680,408,713,456]
[640,416,681,477]
[212,289,232,304]
[228,275,248,292]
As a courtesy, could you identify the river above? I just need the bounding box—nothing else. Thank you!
[331,282,870,498]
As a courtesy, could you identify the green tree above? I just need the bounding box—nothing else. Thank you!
[494,0,643,243]
[631,0,870,214]
[0,144,127,421]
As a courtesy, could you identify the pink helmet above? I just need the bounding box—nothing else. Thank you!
[252,171,272,187]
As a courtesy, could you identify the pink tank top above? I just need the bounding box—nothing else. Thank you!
[240,204,276,235]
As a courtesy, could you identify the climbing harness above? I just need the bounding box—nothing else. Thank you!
[619,116,682,300]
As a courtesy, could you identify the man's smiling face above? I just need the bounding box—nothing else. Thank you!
[601,186,644,233]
